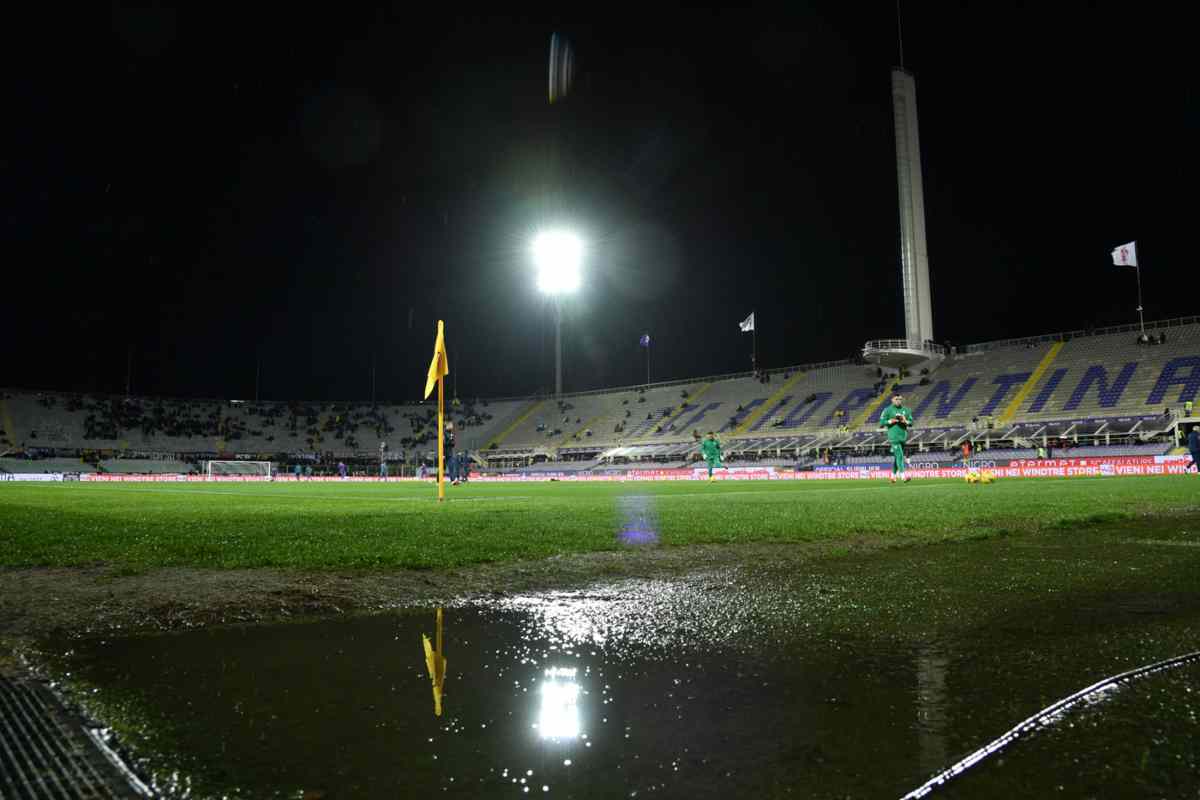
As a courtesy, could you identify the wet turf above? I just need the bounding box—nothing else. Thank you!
[40,519,1200,799]
[2,476,1200,570]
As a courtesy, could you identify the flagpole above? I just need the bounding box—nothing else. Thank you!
[1134,247,1145,337]
[437,368,445,502]
[752,312,758,371]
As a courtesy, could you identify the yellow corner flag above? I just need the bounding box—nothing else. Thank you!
[424,321,449,501]
[424,321,449,400]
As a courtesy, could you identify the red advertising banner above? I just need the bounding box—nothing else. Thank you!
[66,455,1191,483]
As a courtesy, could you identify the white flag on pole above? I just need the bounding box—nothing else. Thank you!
[739,312,755,333]
[1111,241,1138,268]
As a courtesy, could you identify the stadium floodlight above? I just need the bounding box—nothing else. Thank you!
[532,230,584,396]
[533,230,583,296]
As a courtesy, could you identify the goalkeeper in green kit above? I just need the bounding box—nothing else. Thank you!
[700,431,723,482]
[879,393,914,483]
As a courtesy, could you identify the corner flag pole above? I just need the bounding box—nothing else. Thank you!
[424,319,450,502]
[437,366,445,501]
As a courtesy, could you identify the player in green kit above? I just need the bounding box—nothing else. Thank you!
[700,431,723,482]
[879,393,914,483]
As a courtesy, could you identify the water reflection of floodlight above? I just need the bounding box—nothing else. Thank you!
[532,230,584,396]
[538,667,581,739]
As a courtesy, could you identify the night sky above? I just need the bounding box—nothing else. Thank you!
[5,3,1193,402]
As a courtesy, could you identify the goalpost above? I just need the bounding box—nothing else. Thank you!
[204,461,273,480]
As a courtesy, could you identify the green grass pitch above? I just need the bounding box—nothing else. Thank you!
[0,477,1197,572]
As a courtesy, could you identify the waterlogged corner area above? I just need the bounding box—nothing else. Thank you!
[37,524,1200,799]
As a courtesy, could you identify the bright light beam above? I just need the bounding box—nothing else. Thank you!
[533,231,583,295]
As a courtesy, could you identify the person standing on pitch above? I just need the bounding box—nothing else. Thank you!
[879,393,914,483]
[1187,426,1200,473]
[445,422,458,485]
[700,431,723,482]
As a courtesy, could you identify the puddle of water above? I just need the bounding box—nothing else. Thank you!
[44,535,1200,799]
[937,664,1200,798]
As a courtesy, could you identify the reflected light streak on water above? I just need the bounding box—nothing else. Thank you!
[617,494,659,547]
[537,667,581,740]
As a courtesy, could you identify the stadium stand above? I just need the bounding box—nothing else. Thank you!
[3,317,1196,474]
[0,458,96,474]
[2,392,522,466]
[97,458,196,474]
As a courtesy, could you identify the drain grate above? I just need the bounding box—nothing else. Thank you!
[0,677,148,799]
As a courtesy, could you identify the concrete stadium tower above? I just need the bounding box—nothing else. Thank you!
[864,68,944,368]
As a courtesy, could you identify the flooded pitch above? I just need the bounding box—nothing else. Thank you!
[43,529,1200,798]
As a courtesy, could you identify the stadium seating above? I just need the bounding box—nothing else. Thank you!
[0,392,522,462]
[98,459,196,474]
[4,318,1195,470]
[0,458,95,474]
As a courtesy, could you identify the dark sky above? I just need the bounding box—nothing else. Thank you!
[5,3,1193,401]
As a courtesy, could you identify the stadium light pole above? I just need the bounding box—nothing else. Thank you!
[533,230,583,396]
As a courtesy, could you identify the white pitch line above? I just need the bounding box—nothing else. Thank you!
[630,475,1135,500]
[1116,538,1200,548]
[86,487,533,503]
[627,482,951,501]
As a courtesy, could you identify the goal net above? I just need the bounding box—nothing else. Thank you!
[205,461,273,480]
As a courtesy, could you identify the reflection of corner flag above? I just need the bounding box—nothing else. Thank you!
[424,321,449,399]
[422,607,447,716]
